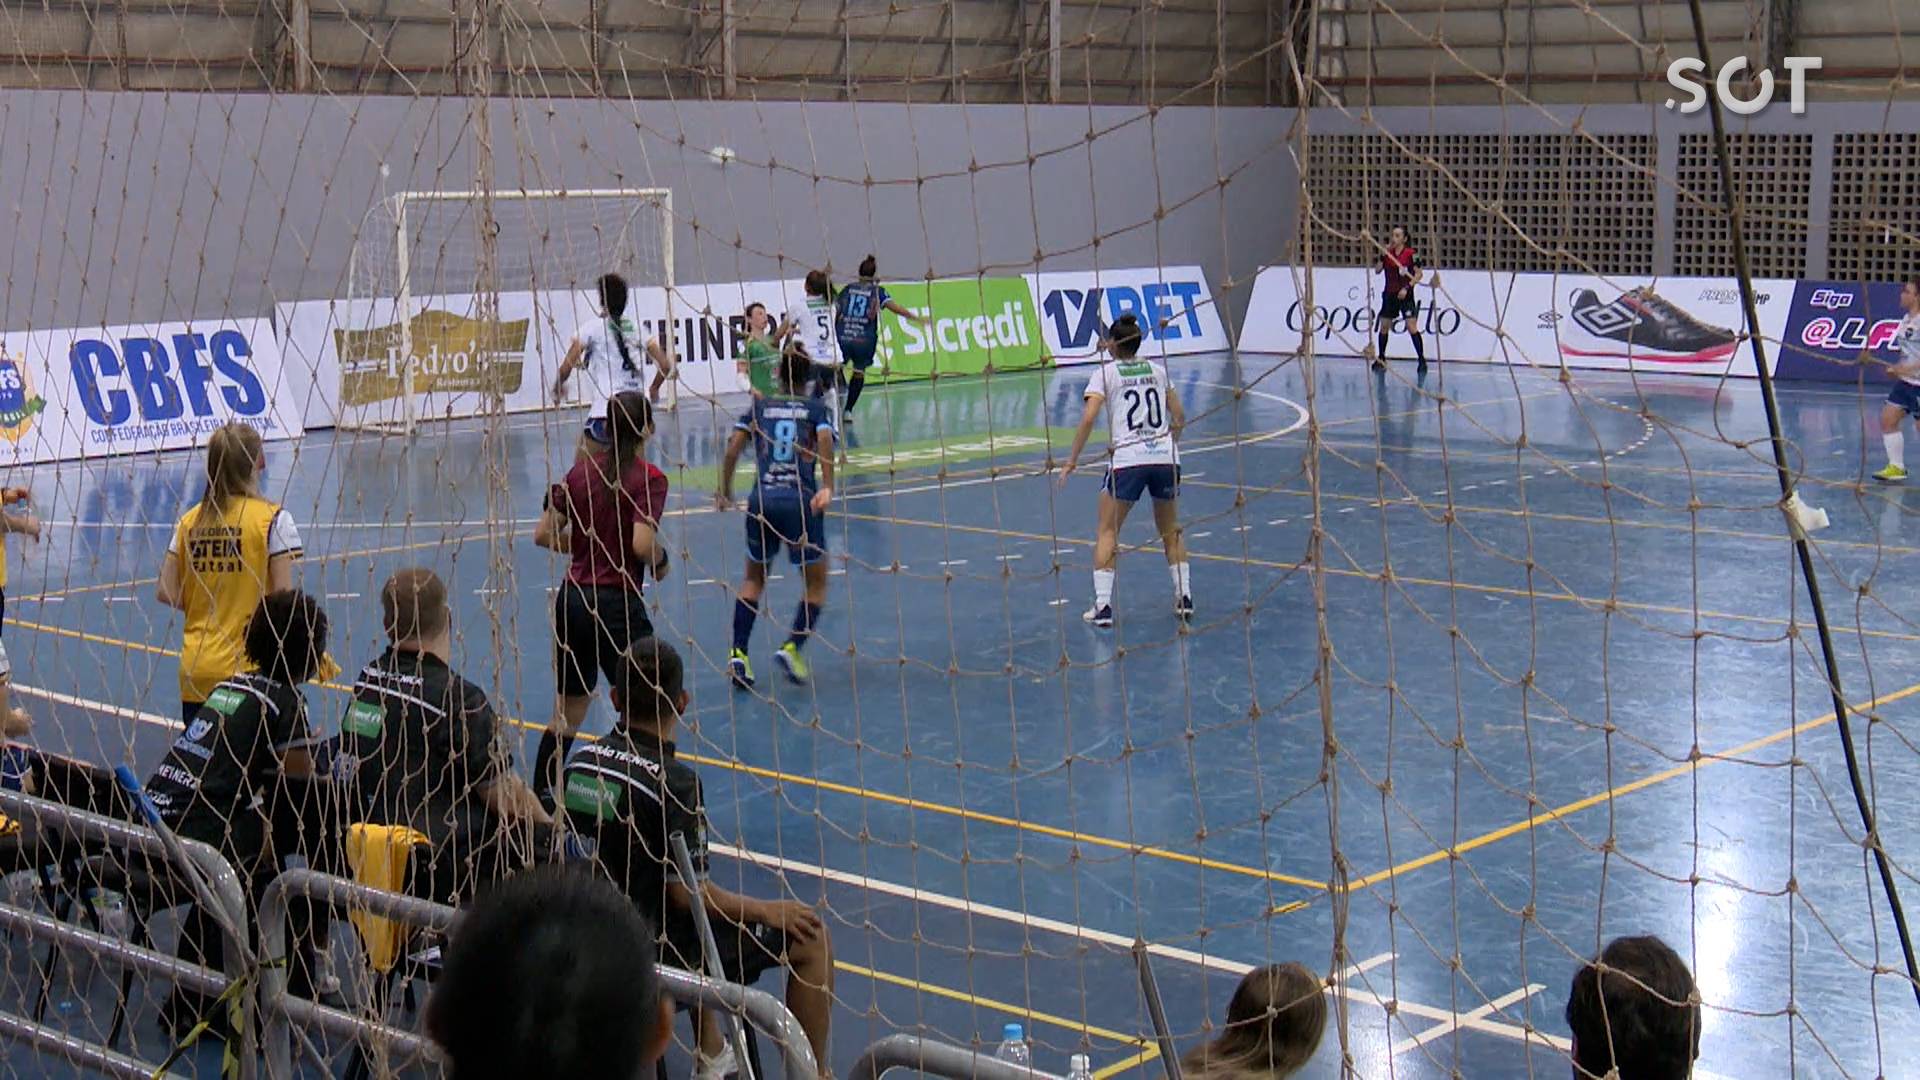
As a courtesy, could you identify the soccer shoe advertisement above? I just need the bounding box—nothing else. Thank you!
[1240,266,1794,377]
[874,277,1047,381]
[0,318,299,464]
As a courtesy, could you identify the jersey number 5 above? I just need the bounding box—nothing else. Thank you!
[1122,387,1163,432]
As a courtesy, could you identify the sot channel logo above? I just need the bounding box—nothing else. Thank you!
[68,328,270,437]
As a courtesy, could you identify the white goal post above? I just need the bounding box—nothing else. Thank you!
[342,187,675,435]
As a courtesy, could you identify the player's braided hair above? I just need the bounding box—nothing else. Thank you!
[598,273,639,376]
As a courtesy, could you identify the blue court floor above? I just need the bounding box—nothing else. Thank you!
[5,352,1920,1078]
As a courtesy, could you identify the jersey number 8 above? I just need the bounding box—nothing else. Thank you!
[1123,387,1164,432]
[772,418,799,462]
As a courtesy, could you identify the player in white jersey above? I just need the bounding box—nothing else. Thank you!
[1874,276,1920,482]
[783,270,842,404]
[553,273,674,455]
[1058,313,1192,628]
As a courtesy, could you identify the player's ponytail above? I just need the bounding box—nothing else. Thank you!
[1109,313,1144,359]
[806,269,834,303]
[601,391,653,489]
[858,255,877,280]
[204,422,264,518]
[779,344,812,395]
[599,272,639,376]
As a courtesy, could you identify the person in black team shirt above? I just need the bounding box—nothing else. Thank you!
[425,865,672,1080]
[335,568,549,905]
[563,638,834,1072]
[1374,225,1427,374]
[145,588,329,1035]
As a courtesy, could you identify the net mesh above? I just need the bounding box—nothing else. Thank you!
[0,1,1917,1079]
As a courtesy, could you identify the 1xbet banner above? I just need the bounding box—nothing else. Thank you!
[1026,266,1230,364]
[1776,280,1908,382]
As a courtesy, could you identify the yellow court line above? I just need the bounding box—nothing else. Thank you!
[845,512,1920,645]
[6,613,1328,895]
[837,959,1154,1049]
[1337,677,1920,895]
[1094,1047,1163,1079]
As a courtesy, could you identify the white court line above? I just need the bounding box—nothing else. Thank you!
[687,578,718,586]
[106,596,136,604]
[995,554,1023,561]
[1191,531,1211,538]
[1267,519,1288,526]
[939,559,969,567]
[324,592,362,600]
[1390,983,1542,1054]
[1048,598,1071,606]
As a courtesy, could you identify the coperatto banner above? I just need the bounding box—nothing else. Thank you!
[1026,266,1229,364]
[0,317,299,464]
[1239,266,1792,376]
[1237,265,1509,361]
[1775,280,1908,382]
[874,276,1047,381]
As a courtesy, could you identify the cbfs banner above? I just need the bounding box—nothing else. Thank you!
[1026,266,1229,364]
[0,318,298,464]
[1776,280,1909,382]
[874,277,1047,381]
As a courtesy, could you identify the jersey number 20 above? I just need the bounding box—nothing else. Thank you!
[1123,387,1163,432]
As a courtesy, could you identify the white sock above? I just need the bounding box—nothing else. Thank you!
[1093,569,1115,608]
[1887,431,1906,468]
[1169,561,1191,597]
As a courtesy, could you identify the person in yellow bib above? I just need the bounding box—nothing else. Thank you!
[158,423,304,725]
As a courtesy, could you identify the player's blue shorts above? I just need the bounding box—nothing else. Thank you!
[1103,463,1181,503]
[840,342,878,371]
[1889,381,1920,419]
[747,494,826,566]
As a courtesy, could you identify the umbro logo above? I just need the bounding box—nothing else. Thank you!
[1572,299,1642,337]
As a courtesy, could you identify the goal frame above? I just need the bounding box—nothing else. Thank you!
[346,186,676,435]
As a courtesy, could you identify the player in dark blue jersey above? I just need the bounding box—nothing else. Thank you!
[716,349,838,687]
[834,255,926,421]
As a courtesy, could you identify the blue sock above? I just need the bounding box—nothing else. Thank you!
[788,600,822,649]
[732,597,757,652]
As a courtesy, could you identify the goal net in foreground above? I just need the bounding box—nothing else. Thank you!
[1,3,1919,1080]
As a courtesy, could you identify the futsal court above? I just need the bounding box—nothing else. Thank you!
[2,350,1914,1078]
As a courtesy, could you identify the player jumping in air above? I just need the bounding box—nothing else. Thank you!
[717,350,837,687]
[1059,313,1192,628]
[784,270,842,408]
[554,273,674,452]
[1374,226,1427,374]
[1873,276,1920,482]
[737,301,780,397]
[834,255,927,422]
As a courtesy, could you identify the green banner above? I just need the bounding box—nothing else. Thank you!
[873,277,1048,382]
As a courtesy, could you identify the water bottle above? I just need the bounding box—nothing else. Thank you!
[1,868,38,910]
[55,888,131,1014]
[994,1023,1032,1071]
[1067,1054,1093,1080]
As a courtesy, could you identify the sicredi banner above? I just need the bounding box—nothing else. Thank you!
[1776,280,1907,382]
[1026,266,1229,364]
[875,277,1047,381]
[1237,265,1508,361]
[0,317,297,463]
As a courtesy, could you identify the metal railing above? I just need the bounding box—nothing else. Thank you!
[849,1034,1068,1080]
[257,867,823,1080]
[0,787,254,1079]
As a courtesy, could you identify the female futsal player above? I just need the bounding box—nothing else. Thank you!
[716,350,836,687]
[158,423,303,724]
[1873,276,1920,482]
[1057,314,1191,628]
[785,270,842,403]
[533,391,670,807]
[1375,226,1427,373]
[737,301,780,397]
[553,273,674,451]
[834,255,926,420]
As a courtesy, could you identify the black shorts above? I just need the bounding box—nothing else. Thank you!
[1890,381,1920,419]
[554,582,653,698]
[841,343,877,371]
[1380,293,1419,323]
[665,918,788,987]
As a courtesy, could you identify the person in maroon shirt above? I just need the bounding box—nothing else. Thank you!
[1374,225,1428,374]
[532,390,670,808]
